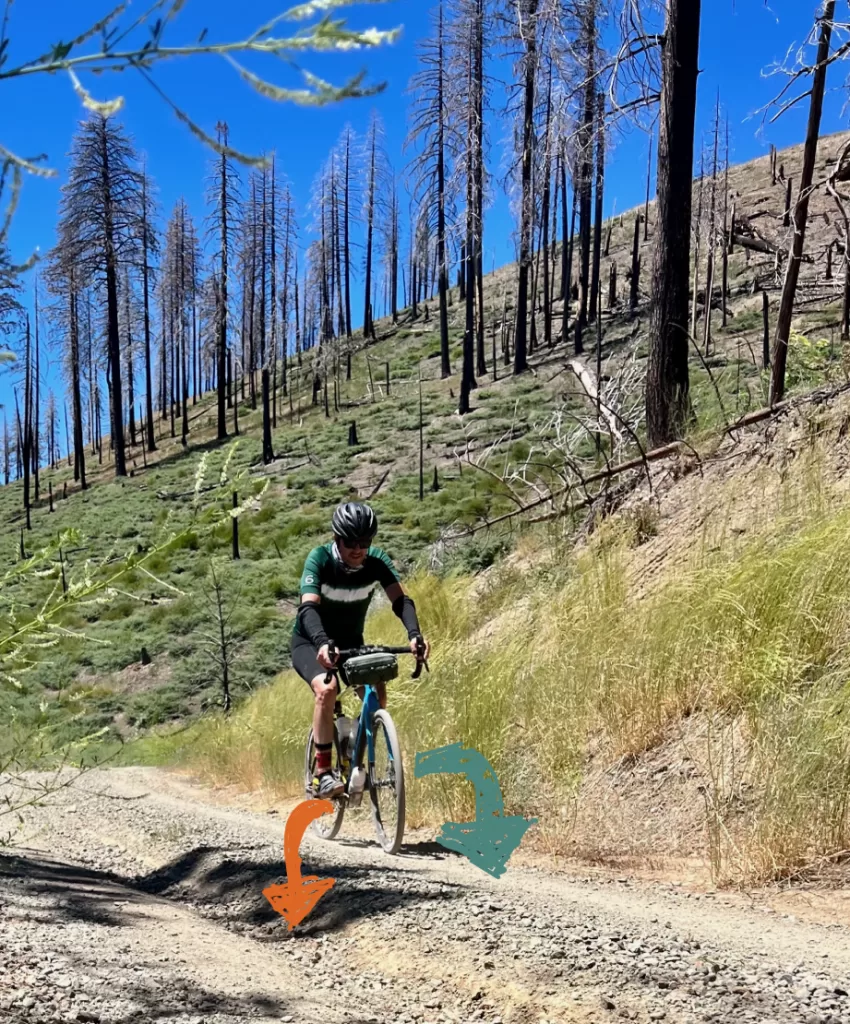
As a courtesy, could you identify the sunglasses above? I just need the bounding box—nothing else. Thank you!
[340,537,372,551]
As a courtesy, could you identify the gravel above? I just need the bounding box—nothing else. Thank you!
[0,765,848,1024]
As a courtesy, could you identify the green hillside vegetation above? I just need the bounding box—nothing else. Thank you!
[3,133,850,882]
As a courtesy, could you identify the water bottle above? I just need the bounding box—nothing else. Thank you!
[348,765,366,807]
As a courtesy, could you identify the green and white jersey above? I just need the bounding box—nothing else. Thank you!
[294,542,401,648]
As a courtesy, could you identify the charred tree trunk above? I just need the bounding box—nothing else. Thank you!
[364,128,377,342]
[630,215,642,314]
[260,173,274,463]
[100,124,127,477]
[344,130,353,338]
[559,152,569,301]
[691,152,705,342]
[646,0,702,447]
[474,0,486,377]
[22,318,32,528]
[32,286,40,500]
[589,91,606,326]
[514,0,538,375]
[541,63,554,347]
[770,1,835,404]
[562,183,578,345]
[123,275,136,446]
[576,0,597,342]
[179,206,189,447]
[644,130,654,241]
[436,7,452,378]
[141,171,157,452]
[217,126,230,440]
[271,157,280,429]
[248,180,258,411]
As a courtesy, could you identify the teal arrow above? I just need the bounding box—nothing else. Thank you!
[414,742,537,879]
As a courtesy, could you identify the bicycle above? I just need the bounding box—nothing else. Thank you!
[304,639,427,855]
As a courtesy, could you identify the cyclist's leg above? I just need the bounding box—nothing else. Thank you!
[292,635,338,758]
[309,671,338,747]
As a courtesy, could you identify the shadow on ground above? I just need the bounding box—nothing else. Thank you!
[0,849,148,928]
[132,844,467,936]
[2,836,472,940]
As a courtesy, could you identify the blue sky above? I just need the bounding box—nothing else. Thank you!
[1,0,847,432]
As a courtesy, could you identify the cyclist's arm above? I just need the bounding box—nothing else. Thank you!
[384,582,423,641]
[297,593,332,651]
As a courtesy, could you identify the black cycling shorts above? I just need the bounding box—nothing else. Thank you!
[290,633,363,690]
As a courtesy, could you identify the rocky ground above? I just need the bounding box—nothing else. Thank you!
[1,766,848,1024]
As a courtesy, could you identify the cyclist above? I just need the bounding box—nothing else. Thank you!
[291,501,430,799]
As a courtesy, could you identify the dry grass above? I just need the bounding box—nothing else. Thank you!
[143,430,850,885]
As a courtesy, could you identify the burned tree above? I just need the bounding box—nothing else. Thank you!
[646,0,702,446]
[206,122,241,441]
[55,114,144,476]
[139,165,159,453]
[510,0,540,374]
[406,5,453,378]
[769,1,836,404]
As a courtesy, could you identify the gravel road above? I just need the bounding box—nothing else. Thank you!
[1,766,848,1024]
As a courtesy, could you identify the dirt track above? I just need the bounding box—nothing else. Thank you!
[1,766,849,1024]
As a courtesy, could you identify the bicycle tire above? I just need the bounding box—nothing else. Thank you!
[369,709,406,855]
[304,725,346,841]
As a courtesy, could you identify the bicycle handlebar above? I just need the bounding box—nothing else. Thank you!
[334,645,412,657]
[325,639,429,681]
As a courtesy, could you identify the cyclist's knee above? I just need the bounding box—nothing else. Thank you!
[312,675,336,709]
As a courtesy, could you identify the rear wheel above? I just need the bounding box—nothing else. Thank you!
[369,709,405,855]
[304,726,346,840]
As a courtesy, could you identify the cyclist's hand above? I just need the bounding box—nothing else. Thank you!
[410,635,430,661]
[318,644,338,671]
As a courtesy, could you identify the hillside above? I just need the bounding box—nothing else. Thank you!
[3,131,850,884]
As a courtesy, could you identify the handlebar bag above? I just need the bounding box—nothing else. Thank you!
[342,653,399,687]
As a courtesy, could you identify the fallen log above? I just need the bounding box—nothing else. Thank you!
[567,360,624,444]
[732,233,814,264]
[366,468,392,499]
[457,383,850,537]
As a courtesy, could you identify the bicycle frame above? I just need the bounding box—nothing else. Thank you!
[325,642,426,786]
[343,675,386,774]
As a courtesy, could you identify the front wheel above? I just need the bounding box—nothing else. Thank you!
[304,726,346,841]
[369,709,406,855]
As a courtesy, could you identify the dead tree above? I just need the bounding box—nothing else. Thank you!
[703,92,721,357]
[691,149,705,342]
[208,123,240,440]
[629,214,642,313]
[55,115,144,477]
[721,117,730,328]
[644,128,654,241]
[574,0,598,354]
[770,1,836,404]
[139,166,158,452]
[646,0,702,447]
[511,0,540,374]
[589,91,606,326]
[407,7,452,377]
[826,140,850,341]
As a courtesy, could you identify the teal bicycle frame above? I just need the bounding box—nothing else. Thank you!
[329,642,426,781]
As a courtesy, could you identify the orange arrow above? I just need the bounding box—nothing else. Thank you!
[263,799,337,930]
